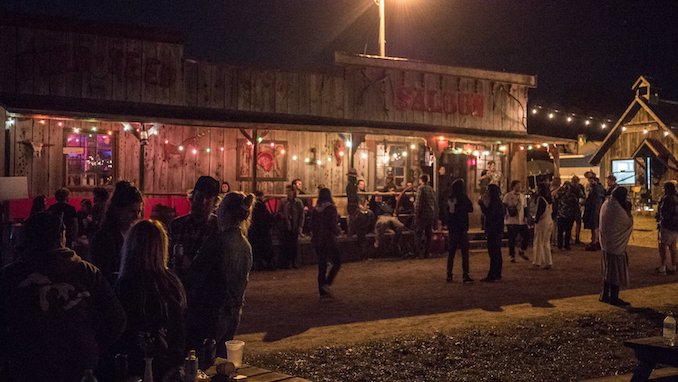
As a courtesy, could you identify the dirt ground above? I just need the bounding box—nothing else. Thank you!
[237,215,677,355]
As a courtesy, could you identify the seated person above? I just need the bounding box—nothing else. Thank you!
[353,198,376,243]
[369,194,394,217]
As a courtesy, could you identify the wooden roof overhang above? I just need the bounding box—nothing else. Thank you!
[0,93,532,142]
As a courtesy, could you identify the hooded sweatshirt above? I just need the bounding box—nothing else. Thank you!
[0,247,126,382]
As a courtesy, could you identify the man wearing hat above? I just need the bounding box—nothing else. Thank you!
[169,176,220,276]
[346,168,359,236]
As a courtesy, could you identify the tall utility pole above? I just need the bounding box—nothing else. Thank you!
[379,0,386,57]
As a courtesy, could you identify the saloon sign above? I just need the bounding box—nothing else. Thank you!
[395,86,484,117]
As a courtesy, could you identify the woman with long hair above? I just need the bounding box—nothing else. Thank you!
[478,184,504,282]
[533,182,554,269]
[29,194,47,216]
[90,181,143,284]
[310,187,343,298]
[185,191,255,356]
[114,220,187,380]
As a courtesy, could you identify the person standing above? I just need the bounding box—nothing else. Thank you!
[90,181,143,285]
[656,181,678,275]
[47,187,79,249]
[114,220,187,381]
[0,211,126,382]
[478,184,504,282]
[277,185,305,269]
[533,183,554,269]
[556,182,579,250]
[185,192,255,356]
[599,187,633,306]
[346,169,359,236]
[445,179,474,283]
[310,188,343,299]
[583,176,606,251]
[29,194,47,216]
[249,190,275,271]
[414,174,438,259]
[169,176,220,276]
[570,175,585,245]
[503,180,530,262]
[605,174,619,197]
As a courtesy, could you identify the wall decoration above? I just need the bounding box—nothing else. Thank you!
[236,139,287,181]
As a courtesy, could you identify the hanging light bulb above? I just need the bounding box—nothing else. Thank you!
[292,154,298,160]
[585,120,591,126]
[548,113,554,119]
[566,117,572,123]
[178,145,184,151]
[519,145,525,151]
[165,139,169,144]
[664,131,670,137]
[280,148,286,155]
[339,151,345,157]
[57,122,63,127]
[532,108,538,114]
[402,151,408,157]
[327,156,332,162]
[643,129,648,134]
[410,143,416,150]
[220,147,225,151]
[270,142,275,148]
[316,159,322,165]
[622,126,627,132]
[601,123,607,129]
[345,141,352,148]
[206,148,211,153]
[192,148,198,155]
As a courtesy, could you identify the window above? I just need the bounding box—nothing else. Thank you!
[63,131,116,187]
[376,142,409,188]
[611,159,636,185]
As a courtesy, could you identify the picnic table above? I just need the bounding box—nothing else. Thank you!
[624,336,678,382]
[205,358,312,382]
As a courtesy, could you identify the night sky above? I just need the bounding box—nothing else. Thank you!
[3,0,678,118]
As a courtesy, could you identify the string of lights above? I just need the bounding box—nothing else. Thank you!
[530,105,615,130]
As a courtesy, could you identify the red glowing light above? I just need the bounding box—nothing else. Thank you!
[220,147,224,151]
[165,139,169,144]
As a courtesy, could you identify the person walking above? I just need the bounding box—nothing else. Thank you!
[90,181,144,285]
[656,181,678,275]
[533,183,554,269]
[0,211,126,382]
[556,182,579,250]
[310,188,343,299]
[599,187,633,306]
[583,176,606,251]
[277,185,305,269]
[114,220,187,381]
[445,179,474,283]
[414,174,438,258]
[503,180,530,262]
[478,184,504,282]
[185,192,255,356]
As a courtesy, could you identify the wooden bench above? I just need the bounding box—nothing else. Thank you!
[624,336,678,381]
[205,358,311,382]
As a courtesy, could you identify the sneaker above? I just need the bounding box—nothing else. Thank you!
[656,267,667,275]
[518,251,529,260]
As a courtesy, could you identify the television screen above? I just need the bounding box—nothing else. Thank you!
[611,159,636,185]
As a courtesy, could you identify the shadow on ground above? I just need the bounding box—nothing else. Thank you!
[239,244,674,342]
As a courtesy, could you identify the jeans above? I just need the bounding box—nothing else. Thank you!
[447,229,470,278]
[507,224,529,258]
[280,231,299,268]
[315,243,342,296]
[416,222,434,258]
[557,217,574,249]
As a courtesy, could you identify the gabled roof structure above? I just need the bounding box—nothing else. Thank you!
[589,76,678,165]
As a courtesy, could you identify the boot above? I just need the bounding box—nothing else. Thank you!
[609,285,630,306]
[599,282,610,303]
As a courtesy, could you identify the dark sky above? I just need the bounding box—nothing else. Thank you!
[3,0,678,117]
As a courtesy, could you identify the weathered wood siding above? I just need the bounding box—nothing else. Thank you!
[601,107,678,200]
[0,24,530,134]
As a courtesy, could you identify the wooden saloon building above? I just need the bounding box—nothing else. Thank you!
[590,76,678,204]
[0,17,539,221]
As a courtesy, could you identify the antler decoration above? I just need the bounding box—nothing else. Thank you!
[19,140,55,158]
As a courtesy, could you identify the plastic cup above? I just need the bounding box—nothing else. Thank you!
[226,340,245,368]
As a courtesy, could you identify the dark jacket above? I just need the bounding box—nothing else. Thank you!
[185,229,252,346]
[556,188,579,220]
[249,199,275,260]
[445,194,473,232]
[346,181,359,215]
[659,194,678,231]
[47,202,78,245]
[114,274,186,381]
[0,248,126,382]
[311,202,341,246]
[583,183,605,227]
[90,227,125,286]
[479,199,504,235]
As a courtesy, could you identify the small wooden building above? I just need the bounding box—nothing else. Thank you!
[590,76,678,203]
[0,16,539,223]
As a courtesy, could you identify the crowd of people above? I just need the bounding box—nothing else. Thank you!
[2,164,677,380]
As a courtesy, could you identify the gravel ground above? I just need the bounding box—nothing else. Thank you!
[249,305,677,382]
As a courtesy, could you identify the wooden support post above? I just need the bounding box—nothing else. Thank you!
[252,129,258,192]
[139,144,145,192]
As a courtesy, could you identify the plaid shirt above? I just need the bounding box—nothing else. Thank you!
[169,213,219,263]
[415,183,438,226]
